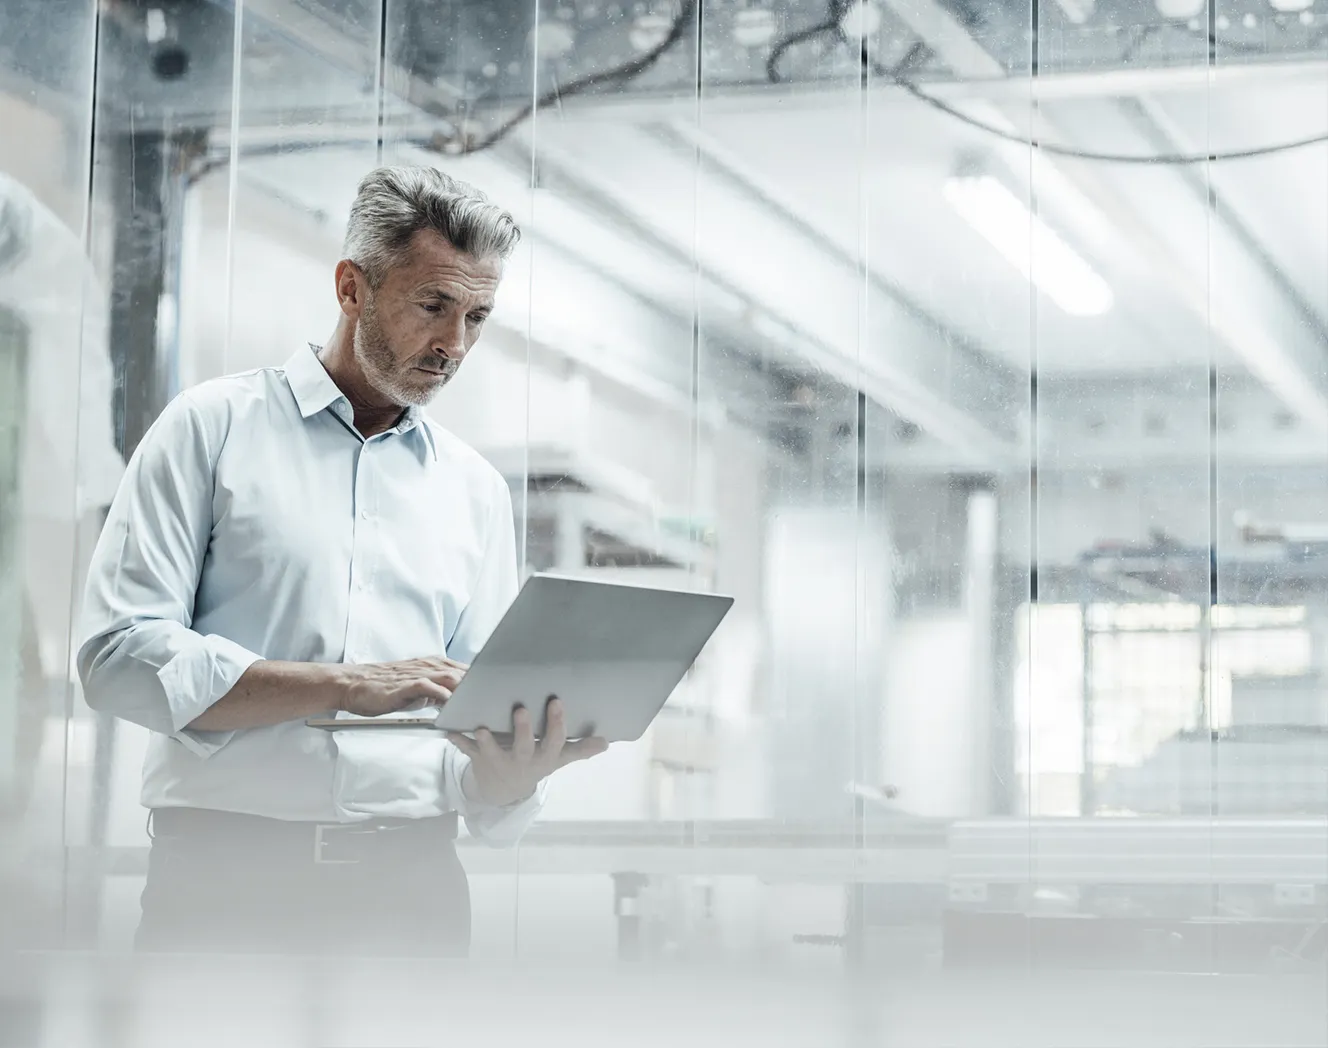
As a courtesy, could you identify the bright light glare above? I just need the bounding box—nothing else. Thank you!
[838,0,883,39]
[1155,0,1205,20]
[733,8,777,47]
[943,175,1113,317]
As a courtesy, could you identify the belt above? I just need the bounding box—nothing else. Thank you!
[150,807,460,865]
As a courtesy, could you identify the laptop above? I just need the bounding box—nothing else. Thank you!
[307,573,734,742]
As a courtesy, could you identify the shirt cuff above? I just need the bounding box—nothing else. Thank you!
[157,634,264,758]
[457,759,548,845]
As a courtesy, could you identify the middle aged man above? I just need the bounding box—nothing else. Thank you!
[78,166,607,957]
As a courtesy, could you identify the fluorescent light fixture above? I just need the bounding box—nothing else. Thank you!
[943,174,1113,317]
[733,7,777,47]
[1155,0,1205,19]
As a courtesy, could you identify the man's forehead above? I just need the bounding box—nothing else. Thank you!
[407,229,501,267]
[398,233,502,287]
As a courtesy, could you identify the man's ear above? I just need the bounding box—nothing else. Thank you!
[334,259,366,318]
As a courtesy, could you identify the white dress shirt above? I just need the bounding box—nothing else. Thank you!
[77,345,544,842]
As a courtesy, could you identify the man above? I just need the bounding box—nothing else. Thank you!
[77,166,607,956]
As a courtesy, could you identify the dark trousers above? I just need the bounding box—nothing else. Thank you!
[137,808,470,957]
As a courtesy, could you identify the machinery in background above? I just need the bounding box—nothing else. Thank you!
[450,814,1328,971]
[481,442,725,825]
[481,442,716,579]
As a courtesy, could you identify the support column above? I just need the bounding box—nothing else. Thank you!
[764,504,892,822]
[105,129,199,458]
[880,481,997,818]
[962,483,998,818]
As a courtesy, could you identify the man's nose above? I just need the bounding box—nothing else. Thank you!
[433,317,467,360]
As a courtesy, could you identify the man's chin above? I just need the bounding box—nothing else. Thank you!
[363,363,456,403]
[371,371,452,408]
[396,384,444,408]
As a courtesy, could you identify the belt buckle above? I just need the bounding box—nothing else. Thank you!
[313,822,359,865]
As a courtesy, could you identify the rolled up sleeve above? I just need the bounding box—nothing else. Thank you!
[77,392,261,758]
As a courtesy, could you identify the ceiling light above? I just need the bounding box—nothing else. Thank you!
[838,0,883,39]
[943,174,1113,317]
[530,21,577,59]
[1270,0,1313,13]
[1154,0,1205,19]
[146,8,168,43]
[733,8,777,47]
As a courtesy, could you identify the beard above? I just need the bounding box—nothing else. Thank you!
[354,294,459,407]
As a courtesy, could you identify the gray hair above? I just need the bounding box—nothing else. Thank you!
[342,166,520,286]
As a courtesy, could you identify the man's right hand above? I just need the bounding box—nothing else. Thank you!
[337,656,468,717]
[185,656,468,733]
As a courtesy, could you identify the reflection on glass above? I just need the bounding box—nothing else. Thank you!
[0,0,1326,1040]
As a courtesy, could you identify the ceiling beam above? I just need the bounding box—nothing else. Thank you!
[541,59,1328,127]
[877,0,1328,435]
[229,0,465,121]
[503,125,1022,467]
[648,119,1025,464]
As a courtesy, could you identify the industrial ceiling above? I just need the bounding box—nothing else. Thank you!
[3,0,1328,480]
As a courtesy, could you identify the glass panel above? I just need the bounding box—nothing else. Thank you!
[4,0,1326,1041]
[1024,0,1326,1036]
[1210,0,1328,1029]
[863,0,1036,1032]
[78,0,397,954]
[0,0,100,957]
[80,0,246,953]
[1029,0,1221,1032]
[509,0,708,962]
[376,0,543,961]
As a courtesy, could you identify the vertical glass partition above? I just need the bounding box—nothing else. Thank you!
[1,0,1326,1043]
[0,0,100,953]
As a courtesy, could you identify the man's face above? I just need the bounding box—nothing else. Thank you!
[352,230,502,408]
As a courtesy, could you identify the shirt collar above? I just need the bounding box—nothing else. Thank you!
[412,414,439,462]
[284,345,439,463]
[285,344,345,420]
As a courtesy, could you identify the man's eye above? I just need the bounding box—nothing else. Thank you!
[468,313,488,324]
[421,303,442,314]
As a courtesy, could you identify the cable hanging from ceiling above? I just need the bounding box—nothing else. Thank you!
[767,5,1328,165]
[194,0,1328,179]
[190,0,698,180]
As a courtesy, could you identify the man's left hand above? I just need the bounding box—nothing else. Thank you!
[446,697,608,808]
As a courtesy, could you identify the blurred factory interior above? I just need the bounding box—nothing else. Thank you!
[2,0,1328,1043]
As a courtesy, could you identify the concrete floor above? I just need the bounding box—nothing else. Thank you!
[1,954,1324,1048]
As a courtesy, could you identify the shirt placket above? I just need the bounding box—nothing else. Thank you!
[342,436,378,664]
